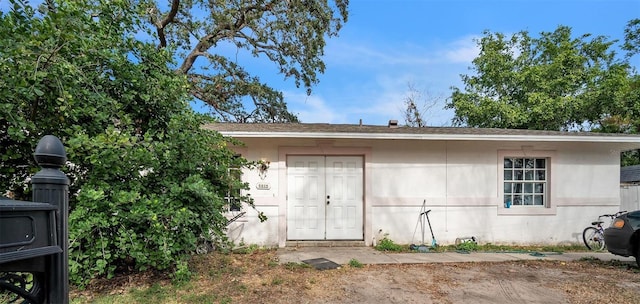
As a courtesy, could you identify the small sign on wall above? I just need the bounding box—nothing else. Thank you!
[256,182,271,190]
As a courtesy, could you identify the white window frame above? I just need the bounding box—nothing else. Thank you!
[225,166,243,212]
[498,149,556,215]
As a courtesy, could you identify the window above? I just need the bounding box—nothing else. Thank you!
[225,155,243,212]
[503,157,547,207]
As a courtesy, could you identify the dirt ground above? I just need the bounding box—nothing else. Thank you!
[73,251,640,303]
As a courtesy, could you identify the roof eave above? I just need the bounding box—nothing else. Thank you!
[217,131,640,144]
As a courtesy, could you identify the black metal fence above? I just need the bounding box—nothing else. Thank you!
[0,135,69,304]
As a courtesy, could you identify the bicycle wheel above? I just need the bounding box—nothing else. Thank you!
[582,227,605,251]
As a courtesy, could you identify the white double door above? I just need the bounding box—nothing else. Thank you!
[287,156,363,240]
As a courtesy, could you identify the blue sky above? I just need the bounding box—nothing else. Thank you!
[243,0,640,126]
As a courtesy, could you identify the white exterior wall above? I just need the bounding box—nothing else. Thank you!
[225,138,623,247]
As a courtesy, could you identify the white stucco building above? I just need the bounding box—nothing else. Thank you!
[205,122,640,248]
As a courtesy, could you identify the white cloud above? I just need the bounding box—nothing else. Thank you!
[324,41,433,68]
[284,92,344,123]
[443,35,480,64]
[283,85,405,125]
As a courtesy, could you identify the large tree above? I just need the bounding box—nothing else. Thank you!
[1,0,258,285]
[143,0,349,122]
[447,25,634,131]
[1,0,348,284]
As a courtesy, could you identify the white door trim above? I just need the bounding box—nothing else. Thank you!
[286,156,364,240]
[278,143,372,247]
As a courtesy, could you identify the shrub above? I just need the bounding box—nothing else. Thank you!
[456,241,479,252]
[375,236,404,252]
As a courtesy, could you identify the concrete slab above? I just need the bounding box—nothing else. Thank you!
[276,247,636,266]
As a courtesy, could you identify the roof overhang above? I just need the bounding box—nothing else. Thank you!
[216,130,636,142]
[205,123,640,151]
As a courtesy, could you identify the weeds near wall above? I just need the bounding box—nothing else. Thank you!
[375,235,404,252]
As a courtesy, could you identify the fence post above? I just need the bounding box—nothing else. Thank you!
[31,135,69,304]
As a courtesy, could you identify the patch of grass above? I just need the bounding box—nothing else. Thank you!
[537,244,586,252]
[130,283,170,303]
[271,277,284,285]
[375,237,404,252]
[238,284,248,292]
[72,294,136,304]
[433,243,587,253]
[234,243,261,254]
[348,258,364,268]
[181,293,217,304]
[202,254,248,279]
[71,251,292,303]
[456,241,479,252]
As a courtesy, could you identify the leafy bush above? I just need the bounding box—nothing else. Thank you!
[0,1,261,287]
[375,236,404,252]
[65,112,257,286]
[456,241,479,252]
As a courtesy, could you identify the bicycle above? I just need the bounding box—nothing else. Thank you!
[582,211,627,251]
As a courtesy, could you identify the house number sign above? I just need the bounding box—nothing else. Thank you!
[256,182,271,190]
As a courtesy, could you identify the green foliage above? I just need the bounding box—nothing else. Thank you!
[143,0,349,122]
[232,241,261,254]
[447,24,636,132]
[172,260,193,284]
[348,258,363,268]
[244,244,261,254]
[447,21,640,165]
[622,150,640,167]
[623,19,640,58]
[456,241,479,252]
[435,243,586,253]
[129,283,170,303]
[267,260,279,268]
[375,236,404,252]
[1,0,261,287]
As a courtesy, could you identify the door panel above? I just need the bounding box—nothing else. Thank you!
[325,157,363,240]
[287,156,363,240]
[287,156,325,240]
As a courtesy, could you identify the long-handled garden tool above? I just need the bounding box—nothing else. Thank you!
[410,200,438,252]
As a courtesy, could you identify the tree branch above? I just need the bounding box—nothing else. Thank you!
[176,2,273,74]
[156,0,180,48]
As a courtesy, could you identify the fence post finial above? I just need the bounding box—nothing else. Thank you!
[32,135,69,304]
